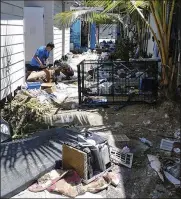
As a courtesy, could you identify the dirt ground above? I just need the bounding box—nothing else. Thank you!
[2,97,180,198]
[93,101,180,198]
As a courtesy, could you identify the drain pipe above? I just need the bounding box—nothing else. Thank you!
[62,1,65,56]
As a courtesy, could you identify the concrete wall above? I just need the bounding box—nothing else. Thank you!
[0,0,25,100]
[24,1,54,64]
[53,0,63,60]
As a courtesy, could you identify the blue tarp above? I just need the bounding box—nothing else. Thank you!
[70,20,81,49]
[90,23,96,50]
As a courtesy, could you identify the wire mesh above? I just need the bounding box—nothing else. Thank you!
[78,59,159,106]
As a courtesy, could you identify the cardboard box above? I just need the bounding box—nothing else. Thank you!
[44,87,56,94]
[41,82,55,88]
[41,82,56,93]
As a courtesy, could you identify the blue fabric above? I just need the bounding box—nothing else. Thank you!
[134,46,140,59]
[30,46,49,68]
[153,42,160,59]
[117,26,120,36]
[70,20,81,49]
[90,23,96,50]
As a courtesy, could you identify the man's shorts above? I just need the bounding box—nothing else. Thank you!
[26,64,47,72]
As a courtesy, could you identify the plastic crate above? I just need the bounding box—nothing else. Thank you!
[27,82,41,90]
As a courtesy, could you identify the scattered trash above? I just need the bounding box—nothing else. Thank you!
[143,120,151,125]
[104,171,120,187]
[85,176,111,193]
[110,146,133,168]
[172,142,180,157]
[113,134,130,142]
[37,95,50,104]
[163,171,180,187]
[114,122,124,128]
[47,170,84,198]
[130,139,150,155]
[139,137,153,147]
[160,139,175,151]
[84,97,108,105]
[147,154,164,182]
[29,169,116,198]
[54,115,74,124]
[174,129,180,140]
[162,159,180,179]
[0,118,12,143]
[2,50,180,198]
[173,148,180,154]
[28,169,68,192]
[122,146,130,154]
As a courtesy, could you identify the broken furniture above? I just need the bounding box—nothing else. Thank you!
[62,131,112,184]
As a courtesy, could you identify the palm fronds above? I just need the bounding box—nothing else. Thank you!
[54,8,99,28]
[54,2,125,27]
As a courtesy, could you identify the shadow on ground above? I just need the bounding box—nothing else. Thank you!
[1,101,180,199]
[1,128,82,198]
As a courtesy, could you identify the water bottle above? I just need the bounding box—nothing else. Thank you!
[139,137,153,147]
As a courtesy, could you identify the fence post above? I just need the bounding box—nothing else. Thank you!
[77,63,81,106]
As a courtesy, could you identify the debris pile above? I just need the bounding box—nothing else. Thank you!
[1,81,79,138]
[15,125,180,198]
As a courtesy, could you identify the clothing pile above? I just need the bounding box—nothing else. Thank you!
[28,169,120,198]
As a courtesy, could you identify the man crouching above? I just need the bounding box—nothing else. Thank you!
[26,61,74,83]
[54,60,74,80]
[26,42,55,82]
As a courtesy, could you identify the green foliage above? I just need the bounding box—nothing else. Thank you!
[109,37,135,61]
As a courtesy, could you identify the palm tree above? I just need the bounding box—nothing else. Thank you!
[130,0,176,90]
[54,0,177,95]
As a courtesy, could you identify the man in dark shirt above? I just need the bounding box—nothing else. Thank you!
[54,60,74,80]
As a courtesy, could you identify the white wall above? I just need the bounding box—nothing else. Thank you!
[24,7,45,63]
[0,0,25,100]
[63,1,70,55]
[64,28,70,54]
[53,0,63,60]
[24,0,71,63]
[24,1,54,64]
